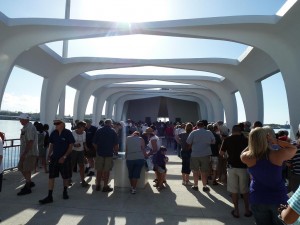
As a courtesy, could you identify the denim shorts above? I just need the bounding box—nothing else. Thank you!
[251,203,285,225]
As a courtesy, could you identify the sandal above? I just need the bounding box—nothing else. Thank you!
[231,210,239,218]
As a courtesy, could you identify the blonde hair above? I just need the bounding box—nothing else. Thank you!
[262,126,276,138]
[248,127,269,159]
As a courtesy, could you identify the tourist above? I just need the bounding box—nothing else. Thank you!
[207,123,222,185]
[279,185,300,224]
[241,127,297,225]
[186,120,215,192]
[39,118,75,204]
[178,123,193,186]
[152,146,168,191]
[93,119,119,192]
[125,131,147,194]
[84,119,97,177]
[36,122,47,173]
[17,113,38,196]
[220,125,251,218]
[71,121,89,187]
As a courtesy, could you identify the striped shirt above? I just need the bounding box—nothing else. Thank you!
[287,186,300,225]
[290,149,300,175]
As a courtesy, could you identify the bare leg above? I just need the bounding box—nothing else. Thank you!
[192,170,199,186]
[242,192,251,214]
[79,163,85,182]
[200,171,208,187]
[102,171,110,187]
[96,171,102,186]
[231,193,240,217]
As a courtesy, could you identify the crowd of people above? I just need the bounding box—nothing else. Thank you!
[2,115,300,224]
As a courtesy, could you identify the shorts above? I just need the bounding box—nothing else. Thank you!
[157,166,166,174]
[126,159,145,179]
[85,145,96,158]
[190,156,210,172]
[227,167,250,193]
[210,156,219,171]
[18,155,37,172]
[95,156,113,172]
[49,158,72,179]
[71,150,85,166]
[39,147,47,158]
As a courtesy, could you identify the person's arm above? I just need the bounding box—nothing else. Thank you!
[59,143,73,164]
[280,205,299,224]
[141,139,147,158]
[219,139,226,157]
[21,140,34,159]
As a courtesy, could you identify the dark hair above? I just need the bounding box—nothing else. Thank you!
[159,146,167,152]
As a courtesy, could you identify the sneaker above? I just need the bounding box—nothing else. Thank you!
[81,180,89,187]
[39,196,53,204]
[185,181,193,186]
[102,186,113,192]
[131,189,136,194]
[87,171,95,176]
[191,186,199,191]
[17,187,31,196]
[203,186,210,192]
[63,191,69,199]
[85,167,90,174]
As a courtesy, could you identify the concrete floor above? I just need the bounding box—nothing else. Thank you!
[0,150,256,225]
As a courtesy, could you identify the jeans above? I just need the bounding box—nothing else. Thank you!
[251,204,285,225]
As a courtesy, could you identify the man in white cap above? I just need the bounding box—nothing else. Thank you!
[17,113,38,195]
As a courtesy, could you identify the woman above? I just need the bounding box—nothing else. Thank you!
[125,131,147,194]
[241,127,296,225]
[144,127,161,183]
[178,123,193,186]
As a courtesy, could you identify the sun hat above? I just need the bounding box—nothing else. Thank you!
[53,117,65,124]
[18,113,30,120]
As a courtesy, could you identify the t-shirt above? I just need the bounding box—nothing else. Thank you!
[220,134,248,168]
[211,132,222,156]
[148,135,161,151]
[287,186,300,225]
[85,125,97,147]
[186,128,215,157]
[72,130,86,152]
[20,122,38,156]
[93,126,118,157]
[49,128,75,160]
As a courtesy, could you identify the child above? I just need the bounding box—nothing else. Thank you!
[153,146,168,191]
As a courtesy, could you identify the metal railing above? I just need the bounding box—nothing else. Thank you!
[3,138,20,171]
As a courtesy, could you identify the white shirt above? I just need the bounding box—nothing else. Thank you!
[72,130,86,151]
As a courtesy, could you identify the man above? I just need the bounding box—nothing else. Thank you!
[186,120,215,192]
[219,125,251,218]
[84,119,97,176]
[93,119,119,192]
[39,118,75,204]
[17,113,38,196]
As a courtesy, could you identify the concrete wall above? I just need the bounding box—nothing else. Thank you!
[126,97,199,123]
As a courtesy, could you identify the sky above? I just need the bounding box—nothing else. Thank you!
[0,0,291,124]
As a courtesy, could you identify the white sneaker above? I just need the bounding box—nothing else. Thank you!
[131,189,136,194]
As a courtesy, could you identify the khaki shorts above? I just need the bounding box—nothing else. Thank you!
[227,167,250,194]
[95,156,113,172]
[190,156,210,172]
[18,155,37,172]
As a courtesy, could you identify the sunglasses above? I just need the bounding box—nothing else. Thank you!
[53,122,62,126]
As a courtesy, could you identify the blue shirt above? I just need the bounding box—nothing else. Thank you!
[93,126,118,157]
[85,125,97,147]
[49,128,75,160]
[248,155,288,205]
[287,186,300,225]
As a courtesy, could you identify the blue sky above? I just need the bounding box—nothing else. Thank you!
[0,0,290,124]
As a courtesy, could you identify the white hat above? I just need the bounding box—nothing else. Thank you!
[18,113,30,120]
